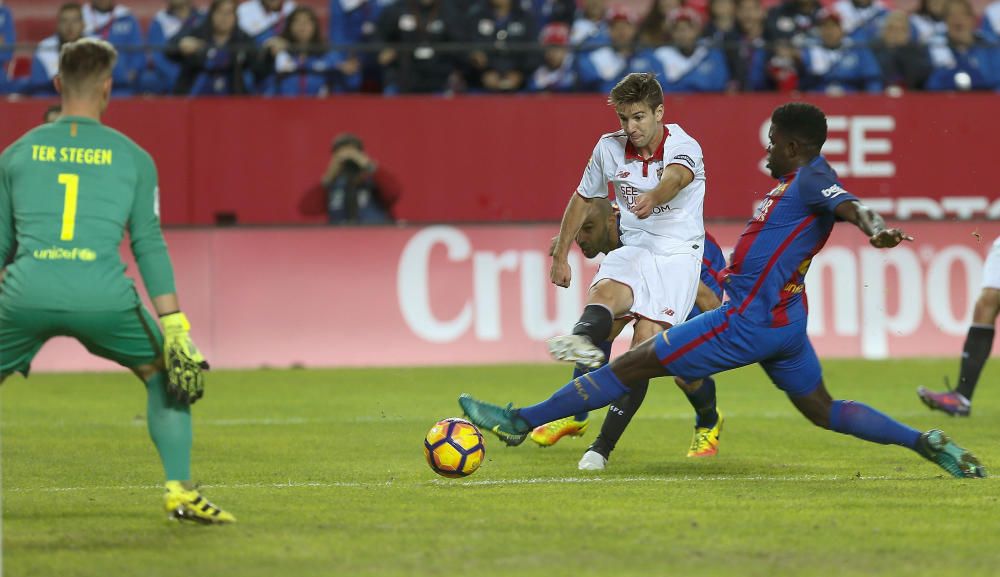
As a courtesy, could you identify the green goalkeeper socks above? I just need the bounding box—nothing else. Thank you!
[145,371,192,481]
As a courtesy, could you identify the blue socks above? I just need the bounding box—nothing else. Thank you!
[570,340,614,422]
[520,365,630,428]
[829,400,920,449]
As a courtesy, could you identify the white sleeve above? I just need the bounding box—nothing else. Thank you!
[575,141,609,198]
[664,138,703,177]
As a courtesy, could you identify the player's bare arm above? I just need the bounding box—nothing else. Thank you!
[550,193,593,288]
[834,200,913,248]
[632,164,694,219]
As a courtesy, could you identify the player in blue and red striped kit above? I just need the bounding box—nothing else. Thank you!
[460,102,986,479]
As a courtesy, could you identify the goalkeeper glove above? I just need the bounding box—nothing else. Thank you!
[160,312,209,404]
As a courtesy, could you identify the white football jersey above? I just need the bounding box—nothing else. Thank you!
[576,124,706,257]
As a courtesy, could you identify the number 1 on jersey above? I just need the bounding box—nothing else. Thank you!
[58,173,79,241]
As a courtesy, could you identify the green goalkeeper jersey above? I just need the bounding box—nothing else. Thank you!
[0,116,175,311]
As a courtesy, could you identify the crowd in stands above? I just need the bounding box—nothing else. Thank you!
[0,0,998,96]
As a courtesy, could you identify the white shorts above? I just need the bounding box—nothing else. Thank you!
[591,246,701,326]
[982,236,1000,290]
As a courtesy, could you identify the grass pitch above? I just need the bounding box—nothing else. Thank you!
[3,360,999,577]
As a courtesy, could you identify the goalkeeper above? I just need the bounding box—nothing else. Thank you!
[0,39,233,524]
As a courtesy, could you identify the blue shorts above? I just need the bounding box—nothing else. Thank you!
[652,303,823,397]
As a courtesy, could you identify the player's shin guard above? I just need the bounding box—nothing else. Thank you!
[956,325,994,401]
[829,400,921,449]
[572,304,614,346]
[519,365,630,428]
[591,379,649,457]
[146,372,193,481]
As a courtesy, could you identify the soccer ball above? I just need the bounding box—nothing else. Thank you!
[424,418,486,478]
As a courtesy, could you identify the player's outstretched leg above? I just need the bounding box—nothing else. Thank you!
[531,341,612,447]
[789,384,986,479]
[461,337,666,447]
[145,371,236,523]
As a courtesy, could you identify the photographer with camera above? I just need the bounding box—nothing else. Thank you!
[304,132,401,224]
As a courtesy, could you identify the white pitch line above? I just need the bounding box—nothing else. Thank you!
[4,474,903,494]
[1,410,934,429]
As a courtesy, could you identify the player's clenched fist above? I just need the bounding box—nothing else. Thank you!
[161,312,209,404]
[551,259,572,288]
[631,193,657,219]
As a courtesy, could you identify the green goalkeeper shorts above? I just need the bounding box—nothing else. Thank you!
[0,304,164,378]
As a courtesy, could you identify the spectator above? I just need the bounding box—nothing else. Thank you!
[800,8,883,93]
[832,0,888,45]
[465,0,538,92]
[733,0,769,91]
[654,7,730,92]
[872,10,931,91]
[44,104,62,123]
[521,0,575,27]
[911,0,948,45]
[981,0,1000,43]
[571,0,610,47]
[375,0,464,94]
[83,0,144,95]
[576,9,657,93]
[25,3,86,96]
[304,133,402,224]
[238,0,296,44]
[764,0,820,46]
[143,0,204,94]
[527,22,576,91]
[800,9,882,96]
[259,6,360,95]
[168,0,260,95]
[638,0,682,46]
[704,0,739,47]
[0,1,13,92]
[328,0,389,91]
[704,0,743,88]
[926,0,1000,90]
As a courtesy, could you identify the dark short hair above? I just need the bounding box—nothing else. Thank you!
[332,132,363,152]
[608,72,663,112]
[771,102,827,150]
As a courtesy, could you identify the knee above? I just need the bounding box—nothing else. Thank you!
[974,289,1000,324]
[611,344,662,384]
[673,377,700,394]
[804,410,830,430]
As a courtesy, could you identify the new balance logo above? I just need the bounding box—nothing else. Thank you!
[616,171,630,179]
[661,308,675,317]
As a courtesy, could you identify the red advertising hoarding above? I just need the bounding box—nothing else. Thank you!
[1,95,997,224]
[29,221,1000,372]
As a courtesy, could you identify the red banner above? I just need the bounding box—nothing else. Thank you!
[28,221,1000,372]
[1,94,997,224]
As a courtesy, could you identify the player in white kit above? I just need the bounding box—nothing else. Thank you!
[917,235,1000,416]
[549,72,706,363]
[541,73,721,469]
